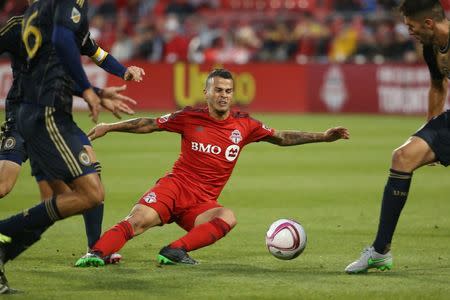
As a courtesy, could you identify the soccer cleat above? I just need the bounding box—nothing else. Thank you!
[103,253,122,265]
[345,246,393,274]
[75,252,105,268]
[157,246,198,265]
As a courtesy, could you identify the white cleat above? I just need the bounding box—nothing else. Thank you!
[345,246,393,274]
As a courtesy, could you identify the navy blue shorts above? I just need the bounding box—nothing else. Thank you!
[0,120,28,165]
[413,110,450,166]
[17,104,96,183]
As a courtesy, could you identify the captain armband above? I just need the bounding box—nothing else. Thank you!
[91,47,108,65]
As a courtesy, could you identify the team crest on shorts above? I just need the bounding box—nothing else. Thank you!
[78,150,91,166]
[71,7,81,23]
[143,192,157,204]
[229,129,242,144]
[2,137,16,150]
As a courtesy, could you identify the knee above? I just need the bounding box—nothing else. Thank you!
[126,216,152,235]
[391,147,412,169]
[220,209,237,229]
[125,206,161,235]
[0,184,11,198]
[83,183,105,209]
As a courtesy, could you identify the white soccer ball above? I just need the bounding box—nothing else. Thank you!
[265,219,307,260]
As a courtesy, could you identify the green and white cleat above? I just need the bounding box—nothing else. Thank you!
[345,246,393,274]
[75,252,105,268]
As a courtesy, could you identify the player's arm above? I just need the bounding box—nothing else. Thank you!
[52,4,100,122]
[80,32,145,82]
[428,78,447,120]
[423,45,448,120]
[73,84,136,118]
[262,127,349,146]
[87,118,162,141]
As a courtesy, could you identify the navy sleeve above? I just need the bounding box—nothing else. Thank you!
[52,25,91,91]
[423,45,444,81]
[80,32,127,79]
[99,54,127,78]
[0,16,22,55]
[54,0,86,32]
[73,83,101,97]
[80,32,99,57]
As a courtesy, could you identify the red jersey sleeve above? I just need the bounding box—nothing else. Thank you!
[156,109,188,134]
[245,117,274,144]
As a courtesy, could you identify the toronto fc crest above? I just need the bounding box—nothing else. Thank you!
[229,129,242,144]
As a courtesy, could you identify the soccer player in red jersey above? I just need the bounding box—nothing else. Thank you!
[76,69,350,266]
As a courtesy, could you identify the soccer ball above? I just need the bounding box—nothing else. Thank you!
[265,219,307,260]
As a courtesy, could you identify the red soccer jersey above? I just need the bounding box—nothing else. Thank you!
[156,107,274,202]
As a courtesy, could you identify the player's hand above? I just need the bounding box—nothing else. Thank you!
[83,88,101,123]
[124,66,145,82]
[87,123,109,141]
[323,127,350,142]
[99,85,137,119]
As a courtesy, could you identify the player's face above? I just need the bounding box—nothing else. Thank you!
[205,77,234,116]
[404,16,435,45]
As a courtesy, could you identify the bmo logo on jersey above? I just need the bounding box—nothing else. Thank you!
[225,145,240,162]
[191,142,240,161]
[191,142,222,154]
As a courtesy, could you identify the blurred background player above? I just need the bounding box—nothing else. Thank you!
[75,69,349,267]
[0,0,143,292]
[345,0,450,274]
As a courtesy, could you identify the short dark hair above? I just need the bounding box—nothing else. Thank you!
[399,0,445,21]
[205,69,233,89]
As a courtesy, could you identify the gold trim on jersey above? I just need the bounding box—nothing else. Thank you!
[76,0,85,7]
[91,47,108,64]
[0,16,22,36]
[45,107,83,177]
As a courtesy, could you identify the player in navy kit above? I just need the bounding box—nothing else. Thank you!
[346,0,450,274]
[0,0,143,292]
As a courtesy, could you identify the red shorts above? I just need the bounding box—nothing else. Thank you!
[138,175,222,231]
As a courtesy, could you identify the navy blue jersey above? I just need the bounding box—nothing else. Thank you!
[0,16,26,106]
[21,0,90,110]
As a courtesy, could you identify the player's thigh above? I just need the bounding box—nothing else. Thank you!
[19,105,97,184]
[175,202,236,231]
[392,136,436,171]
[125,204,162,236]
[70,172,104,203]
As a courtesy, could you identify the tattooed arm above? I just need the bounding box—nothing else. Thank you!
[87,117,161,141]
[262,127,349,146]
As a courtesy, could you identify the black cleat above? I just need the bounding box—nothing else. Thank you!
[157,246,198,265]
[0,241,10,294]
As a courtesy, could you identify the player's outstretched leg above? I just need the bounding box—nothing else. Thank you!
[158,211,235,265]
[345,246,393,274]
[75,220,134,267]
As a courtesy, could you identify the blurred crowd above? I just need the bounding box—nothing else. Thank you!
[3,0,450,64]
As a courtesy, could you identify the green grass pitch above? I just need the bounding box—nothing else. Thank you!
[1,112,449,299]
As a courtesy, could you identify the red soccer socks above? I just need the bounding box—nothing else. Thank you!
[170,217,232,252]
